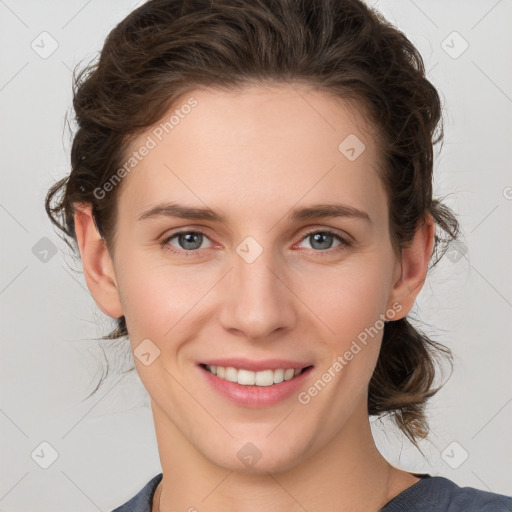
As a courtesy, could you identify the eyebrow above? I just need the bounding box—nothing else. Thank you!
[137,202,371,224]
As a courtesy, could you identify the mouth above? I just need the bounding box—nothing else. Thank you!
[199,363,314,387]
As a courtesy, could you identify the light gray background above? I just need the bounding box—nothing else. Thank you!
[1,0,511,510]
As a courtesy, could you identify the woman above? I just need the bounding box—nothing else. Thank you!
[45,0,511,510]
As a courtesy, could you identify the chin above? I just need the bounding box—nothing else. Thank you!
[203,436,310,475]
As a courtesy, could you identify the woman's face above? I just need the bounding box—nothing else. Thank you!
[100,84,414,472]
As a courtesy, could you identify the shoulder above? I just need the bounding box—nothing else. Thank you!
[381,475,512,512]
[111,473,163,512]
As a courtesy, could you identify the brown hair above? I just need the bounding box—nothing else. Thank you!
[45,0,458,450]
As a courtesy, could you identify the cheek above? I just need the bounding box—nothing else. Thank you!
[114,251,192,338]
[301,257,391,340]
[115,250,224,358]
[296,257,393,401]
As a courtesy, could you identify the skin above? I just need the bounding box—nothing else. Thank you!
[74,84,434,512]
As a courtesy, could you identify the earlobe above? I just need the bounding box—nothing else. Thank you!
[73,203,124,319]
[386,214,435,320]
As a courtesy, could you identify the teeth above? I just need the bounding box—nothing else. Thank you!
[255,369,274,386]
[205,365,305,386]
[273,368,284,383]
[238,369,255,385]
[225,366,237,383]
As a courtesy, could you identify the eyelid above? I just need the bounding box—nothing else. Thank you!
[160,223,352,242]
[294,228,352,253]
[298,225,354,243]
[160,228,217,253]
[160,225,353,259]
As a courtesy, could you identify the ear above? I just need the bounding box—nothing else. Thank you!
[386,213,435,320]
[73,202,124,318]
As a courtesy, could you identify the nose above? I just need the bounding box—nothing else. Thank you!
[218,244,298,341]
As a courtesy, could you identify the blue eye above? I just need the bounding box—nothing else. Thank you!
[298,230,351,254]
[160,229,351,257]
[303,231,345,251]
[161,231,212,255]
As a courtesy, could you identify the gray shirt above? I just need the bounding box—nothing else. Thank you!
[111,473,512,511]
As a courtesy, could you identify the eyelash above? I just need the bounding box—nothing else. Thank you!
[160,229,352,258]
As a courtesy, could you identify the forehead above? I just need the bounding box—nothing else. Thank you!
[118,84,386,225]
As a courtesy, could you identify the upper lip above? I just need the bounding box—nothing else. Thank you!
[199,358,313,372]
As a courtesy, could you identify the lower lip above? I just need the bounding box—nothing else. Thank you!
[198,365,314,408]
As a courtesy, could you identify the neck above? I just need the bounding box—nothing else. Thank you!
[151,398,415,512]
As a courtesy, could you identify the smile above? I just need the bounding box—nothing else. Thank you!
[202,364,310,387]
